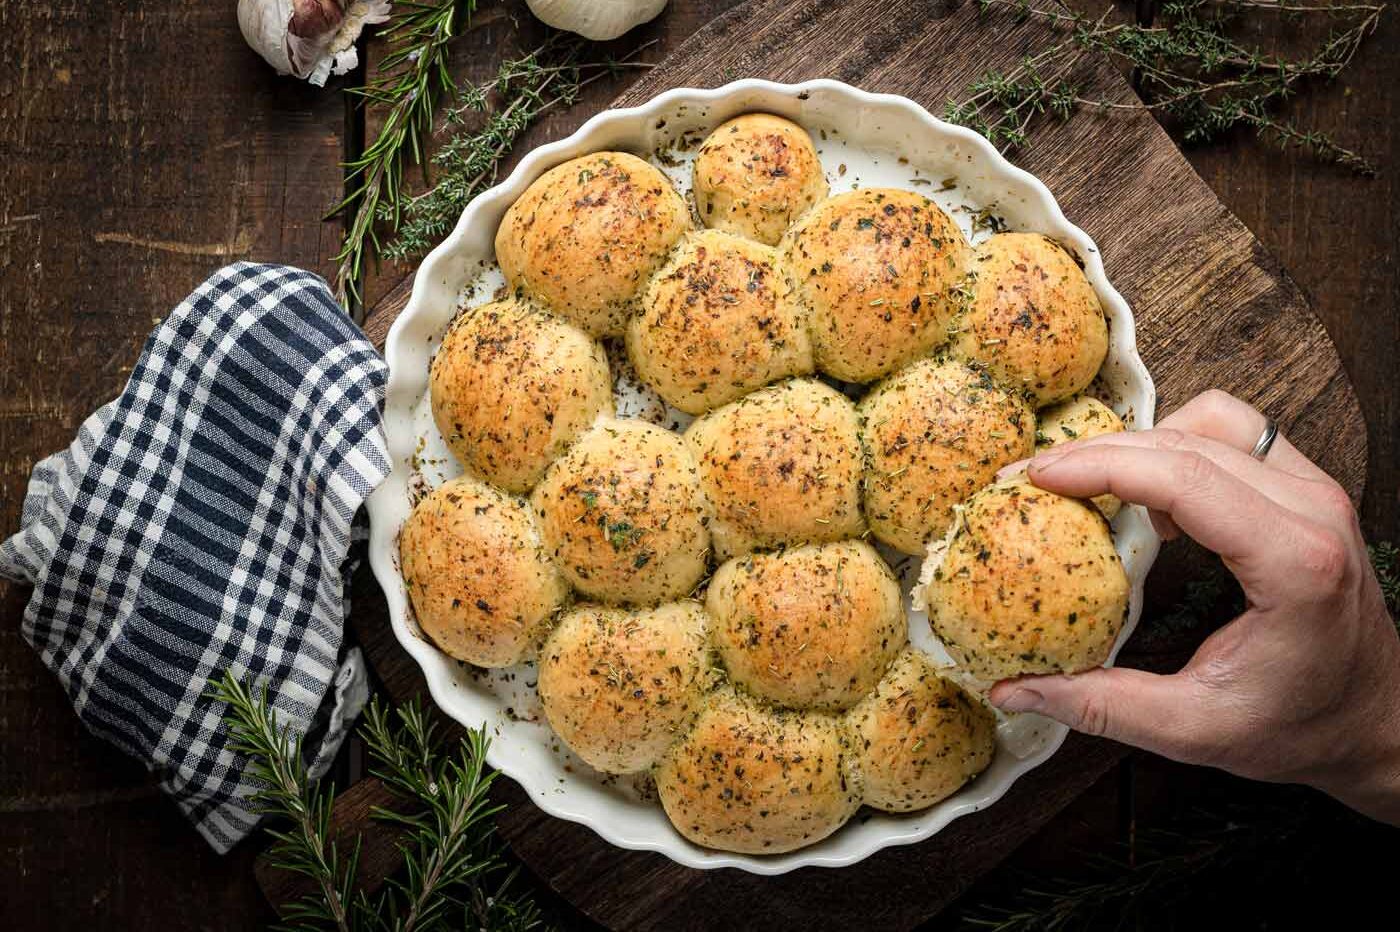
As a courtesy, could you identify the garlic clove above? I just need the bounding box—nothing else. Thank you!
[239,0,393,86]
[525,0,668,42]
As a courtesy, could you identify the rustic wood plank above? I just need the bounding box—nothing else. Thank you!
[1179,23,1400,538]
[309,1,1367,928]
[0,3,347,929]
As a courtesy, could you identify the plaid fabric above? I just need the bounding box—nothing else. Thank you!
[0,263,390,852]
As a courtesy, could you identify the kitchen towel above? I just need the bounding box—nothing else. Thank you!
[0,262,390,852]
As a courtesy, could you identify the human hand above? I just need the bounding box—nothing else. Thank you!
[988,390,1400,824]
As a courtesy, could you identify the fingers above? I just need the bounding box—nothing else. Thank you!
[1159,389,1329,483]
[1026,442,1301,573]
[989,667,1222,765]
[1037,428,1336,528]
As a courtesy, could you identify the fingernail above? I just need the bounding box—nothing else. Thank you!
[994,687,1044,713]
[996,458,1030,480]
[1029,448,1068,472]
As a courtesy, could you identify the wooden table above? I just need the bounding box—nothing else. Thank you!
[1,2,1396,929]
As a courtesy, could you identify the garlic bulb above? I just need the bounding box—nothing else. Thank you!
[239,0,393,86]
[526,0,668,41]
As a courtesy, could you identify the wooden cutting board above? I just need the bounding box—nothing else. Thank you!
[259,0,1367,927]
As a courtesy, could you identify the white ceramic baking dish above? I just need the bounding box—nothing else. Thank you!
[366,79,1159,875]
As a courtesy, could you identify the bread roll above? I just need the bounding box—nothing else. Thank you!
[430,299,612,493]
[923,476,1129,682]
[628,229,812,415]
[538,601,711,773]
[399,475,567,667]
[846,648,995,812]
[952,233,1108,407]
[684,378,864,558]
[496,151,691,337]
[859,358,1035,554]
[706,541,906,711]
[693,113,828,246]
[655,687,860,854]
[531,418,711,605]
[784,188,971,382]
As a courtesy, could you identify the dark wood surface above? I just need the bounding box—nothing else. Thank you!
[2,1,1397,930]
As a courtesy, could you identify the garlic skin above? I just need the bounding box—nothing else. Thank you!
[239,0,393,86]
[526,0,668,41]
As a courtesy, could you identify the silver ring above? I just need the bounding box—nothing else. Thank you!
[1251,419,1279,461]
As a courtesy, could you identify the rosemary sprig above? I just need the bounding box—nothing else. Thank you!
[946,0,1384,174]
[329,0,476,309]
[213,671,360,931]
[382,34,657,262]
[212,670,544,931]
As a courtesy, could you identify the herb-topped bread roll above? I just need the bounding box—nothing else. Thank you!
[430,299,612,493]
[655,687,861,854]
[693,113,829,246]
[706,541,906,711]
[922,476,1130,682]
[531,418,711,605]
[684,378,864,559]
[859,358,1035,555]
[627,229,813,415]
[952,233,1108,407]
[846,648,996,812]
[496,151,692,337]
[399,475,568,668]
[538,601,712,774]
[783,188,972,382]
[1036,394,1127,518]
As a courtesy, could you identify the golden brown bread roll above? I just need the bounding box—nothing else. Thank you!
[783,188,972,382]
[654,687,861,854]
[538,601,712,773]
[951,233,1108,407]
[859,357,1035,554]
[684,378,864,559]
[922,476,1130,682]
[496,151,692,337]
[706,540,906,711]
[627,229,813,415]
[399,475,568,668]
[693,113,829,246]
[846,648,996,812]
[430,298,612,493]
[531,417,711,605]
[1036,394,1126,519]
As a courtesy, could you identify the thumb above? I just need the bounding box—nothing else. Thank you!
[989,667,1218,764]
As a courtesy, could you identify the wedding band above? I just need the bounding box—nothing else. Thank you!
[1251,419,1279,461]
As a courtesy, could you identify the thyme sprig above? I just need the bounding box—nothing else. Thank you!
[382,34,658,262]
[329,0,477,309]
[946,0,1384,174]
[212,670,543,932]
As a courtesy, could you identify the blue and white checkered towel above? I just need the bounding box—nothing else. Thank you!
[0,263,391,852]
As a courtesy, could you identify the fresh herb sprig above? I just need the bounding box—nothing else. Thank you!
[383,34,657,262]
[329,0,477,309]
[212,671,543,932]
[1370,540,1400,617]
[946,0,1384,174]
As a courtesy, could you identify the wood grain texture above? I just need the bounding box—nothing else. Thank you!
[331,1,1367,929]
[0,3,345,929]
